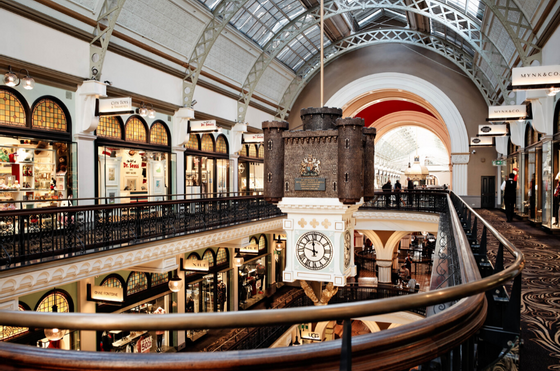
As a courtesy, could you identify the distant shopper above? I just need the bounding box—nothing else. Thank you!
[501,173,517,222]
[382,180,392,207]
[407,177,414,205]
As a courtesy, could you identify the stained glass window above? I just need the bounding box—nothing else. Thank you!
[259,235,266,251]
[0,90,26,127]
[216,136,228,154]
[203,250,215,267]
[201,134,214,152]
[32,99,67,131]
[258,144,264,158]
[97,116,122,139]
[249,144,257,157]
[150,122,168,145]
[186,134,199,150]
[125,117,147,143]
[151,273,169,286]
[101,276,122,288]
[127,271,148,295]
[37,292,70,313]
[239,145,248,156]
[216,247,228,265]
[0,305,28,341]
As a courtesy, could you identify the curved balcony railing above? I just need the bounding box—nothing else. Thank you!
[0,192,524,370]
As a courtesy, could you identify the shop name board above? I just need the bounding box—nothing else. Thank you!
[492,160,506,166]
[512,65,560,86]
[138,335,152,353]
[301,332,321,341]
[478,124,508,136]
[295,177,326,191]
[488,105,526,119]
[96,98,134,116]
[470,137,493,146]
[183,258,209,271]
[240,244,259,254]
[190,120,217,131]
[243,134,264,143]
[90,285,124,302]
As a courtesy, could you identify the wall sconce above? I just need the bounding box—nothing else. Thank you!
[233,249,244,268]
[136,102,156,118]
[3,66,35,90]
[275,235,284,252]
[148,104,156,119]
[168,272,183,293]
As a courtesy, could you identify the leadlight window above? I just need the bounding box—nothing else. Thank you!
[259,235,266,251]
[0,90,26,127]
[186,134,199,150]
[249,144,257,157]
[125,117,147,143]
[216,136,228,154]
[216,247,228,265]
[239,145,248,156]
[151,273,169,286]
[127,271,148,295]
[203,250,215,267]
[32,99,67,131]
[0,305,28,341]
[37,292,69,313]
[101,276,122,288]
[97,116,122,139]
[150,122,168,145]
[258,144,264,158]
[201,134,214,152]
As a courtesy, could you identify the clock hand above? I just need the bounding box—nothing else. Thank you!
[305,245,318,257]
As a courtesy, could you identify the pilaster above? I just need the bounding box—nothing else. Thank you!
[376,259,393,284]
[77,277,96,351]
[451,154,470,196]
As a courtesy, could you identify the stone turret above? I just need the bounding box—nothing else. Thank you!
[300,107,342,131]
[336,117,365,204]
[262,120,289,202]
[363,127,377,201]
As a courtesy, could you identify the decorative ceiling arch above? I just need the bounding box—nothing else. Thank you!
[325,72,469,153]
[276,29,505,120]
[236,0,528,123]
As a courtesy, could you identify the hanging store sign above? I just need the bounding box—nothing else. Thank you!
[96,98,134,116]
[243,133,264,143]
[88,285,124,303]
[190,120,217,132]
[240,243,259,254]
[478,124,508,136]
[511,65,560,89]
[182,258,209,271]
[486,105,527,121]
[470,137,493,146]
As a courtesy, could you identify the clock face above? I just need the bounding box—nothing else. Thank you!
[344,230,351,268]
[296,231,333,270]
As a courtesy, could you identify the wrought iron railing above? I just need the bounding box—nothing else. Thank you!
[361,190,448,212]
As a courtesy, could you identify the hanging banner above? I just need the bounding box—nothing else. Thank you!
[243,133,264,143]
[478,124,508,136]
[190,120,217,131]
[182,258,209,271]
[96,98,134,116]
[512,65,560,87]
[487,105,527,121]
[88,285,124,302]
[470,137,493,146]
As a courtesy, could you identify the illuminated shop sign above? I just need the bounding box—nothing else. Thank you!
[88,285,124,302]
[243,134,264,143]
[470,137,493,146]
[190,120,217,131]
[96,97,134,116]
[478,124,508,136]
[182,258,209,271]
[240,243,259,254]
[512,65,560,87]
[487,105,527,120]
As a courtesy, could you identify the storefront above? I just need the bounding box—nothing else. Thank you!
[238,143,264,194]
[0,87,76,209]
[238,234,269,310]
[544,102,560,230]
[96,115,175,203]
[503,139,521,212]
[524,123,543,223]
[182,248,231,341]
[93,270,178,353]
[185,133,230,197]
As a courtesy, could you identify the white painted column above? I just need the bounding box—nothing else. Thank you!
[77,277,96,351]
[231,155,239,194]
[451,154,470,196]
[173,146,185,198]
[172,107,194,199]
[231,251,239,311]
[176,260,186,349]
[376,259,393,284]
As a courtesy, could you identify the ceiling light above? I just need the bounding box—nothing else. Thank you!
[168,273,183,292]
[548,87,560,96]
[3,66,35,90]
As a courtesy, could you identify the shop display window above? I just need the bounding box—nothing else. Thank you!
[238,256,267,310]
[238,143,264,194]
[185,134,229,197]
[127,272,148,296]
[0,305,28,341]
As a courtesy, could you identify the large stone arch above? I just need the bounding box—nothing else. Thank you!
[325,72,470,195]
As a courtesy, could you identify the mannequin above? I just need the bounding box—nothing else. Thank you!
[153,307,166,352]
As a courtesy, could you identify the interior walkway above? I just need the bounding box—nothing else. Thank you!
[477,209,560,371]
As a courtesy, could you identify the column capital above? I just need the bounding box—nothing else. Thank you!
[451,153,470,164]
[74,132,97,141]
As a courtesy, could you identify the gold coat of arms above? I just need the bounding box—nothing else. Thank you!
[300,154,321,176]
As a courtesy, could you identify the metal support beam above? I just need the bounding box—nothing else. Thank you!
[340,318,352,371]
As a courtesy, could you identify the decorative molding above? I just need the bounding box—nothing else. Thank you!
[354,211,439,223]
[0,218,284,301]
[451,154,470,164]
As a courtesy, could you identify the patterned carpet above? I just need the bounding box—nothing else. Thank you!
[476,209,560,371]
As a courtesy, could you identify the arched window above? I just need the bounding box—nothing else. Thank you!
[216,135,228,154]
[239,145,248,156]
[150,122,169,146]
[259,234,267,251]
[97,116,122,139]
[151,273,169,287]
[201,134,214,152]
[258,144,264,158]
[125,117,147,143]
[202,249,215,267]
[36,291,71,313]
[32,99,67,131]
[0,90,26,127]
[186,134,199,150]
[248,144,257,157]
[216,247,228,265]
[250,236,258,246]
[101,275,123,288]
[127,271,148,295]
[0,304,28,341]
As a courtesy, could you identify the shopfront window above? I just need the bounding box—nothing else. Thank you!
[185,134,229,198]
[151,273,169,287]
[98,116,122,139]
[0,305,28,341]
[238,143,263,194]
[101,275,123,288]
[0,90,26,127]
[238,255,267,310]
[127,272,148,296]
[125,117,148,143]
[150,122,168,146]
[32,99,67,131]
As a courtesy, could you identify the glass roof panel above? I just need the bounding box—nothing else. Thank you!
[430,20,475,57]
[441,0,484,21]
[198,0,221,11]
[276,25,331,71]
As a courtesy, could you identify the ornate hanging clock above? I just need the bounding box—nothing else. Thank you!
[296,231,333,270]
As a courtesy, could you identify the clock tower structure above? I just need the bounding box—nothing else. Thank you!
[263,107,375,287]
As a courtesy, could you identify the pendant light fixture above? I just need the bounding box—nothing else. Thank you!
[275,235,284,252]
[168,271,183,292]
[3,66,35,90]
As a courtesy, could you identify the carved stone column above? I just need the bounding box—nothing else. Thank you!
[451,154,470,196]
[77,277,96,351]
[376,259,393,284]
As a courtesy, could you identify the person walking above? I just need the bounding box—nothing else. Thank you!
[501,173,517,222]
[394,180,405,206]
[406,177,414,205]
[382,180,392,207]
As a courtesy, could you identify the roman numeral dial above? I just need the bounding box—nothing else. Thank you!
[296,231,333,270]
